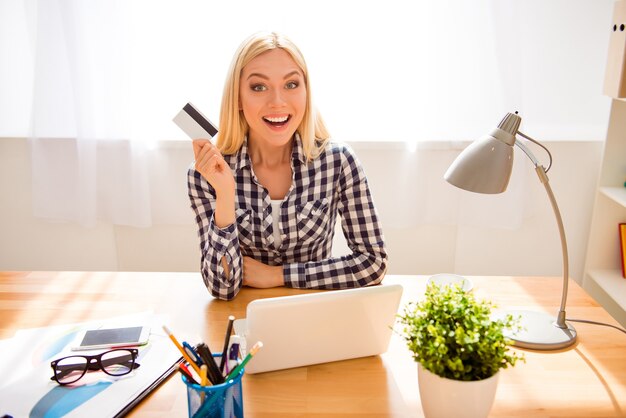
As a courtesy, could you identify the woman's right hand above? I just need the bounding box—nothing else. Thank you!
[193,139,235,198]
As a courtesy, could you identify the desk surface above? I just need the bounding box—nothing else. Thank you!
[1,272,625,417]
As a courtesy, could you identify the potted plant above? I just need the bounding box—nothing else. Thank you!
[397,282,524,418]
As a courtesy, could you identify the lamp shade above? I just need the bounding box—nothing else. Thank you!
[444,112,521,194]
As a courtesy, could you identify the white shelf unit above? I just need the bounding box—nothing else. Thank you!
[583,98,626,327]
[600,186,626,206]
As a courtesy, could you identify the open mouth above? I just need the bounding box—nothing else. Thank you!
[263,115,291,128]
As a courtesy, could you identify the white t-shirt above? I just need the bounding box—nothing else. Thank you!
[271,200,282,248]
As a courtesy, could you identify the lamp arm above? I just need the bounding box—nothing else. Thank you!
[515,138,570,329]
[536,167,570,328]
[514,136,541,166]
[517,130,553,172]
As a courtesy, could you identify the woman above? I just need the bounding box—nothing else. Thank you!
[188,32,387,300]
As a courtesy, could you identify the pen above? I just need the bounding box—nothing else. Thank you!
[162,325,202,376]
[219,315,235,373]
[179,362,198,382]
[196,343,225,384]
[177,363,198,385]
[182,341,203,366]
[226,341,263,380]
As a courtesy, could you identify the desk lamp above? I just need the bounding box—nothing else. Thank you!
[444,112,577,350]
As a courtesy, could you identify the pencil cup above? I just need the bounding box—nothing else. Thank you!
[182,368,244,418]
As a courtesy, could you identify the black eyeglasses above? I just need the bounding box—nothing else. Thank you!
[50,348,141,385]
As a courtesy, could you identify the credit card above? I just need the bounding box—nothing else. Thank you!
[173,102,218,139]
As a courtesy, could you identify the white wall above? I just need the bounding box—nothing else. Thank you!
[0,138,602,284]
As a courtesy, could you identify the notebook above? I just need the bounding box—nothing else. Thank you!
[233,284,403,374]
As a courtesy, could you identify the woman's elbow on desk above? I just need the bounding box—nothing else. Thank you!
[367,260,388,287]
[201,267,242,301]
[205,279,242,301]
[353,250,388,288]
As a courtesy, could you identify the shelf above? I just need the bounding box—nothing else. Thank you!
[584,98,626,327]
[600,187,626,208]
[587,269,626,311]
[585,269,626,327]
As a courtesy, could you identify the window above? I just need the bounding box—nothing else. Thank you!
[1,0,614,142]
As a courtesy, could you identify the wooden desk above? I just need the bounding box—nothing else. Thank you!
[1,272,625,417]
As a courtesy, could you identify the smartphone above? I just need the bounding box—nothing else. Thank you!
[72,326,150,351]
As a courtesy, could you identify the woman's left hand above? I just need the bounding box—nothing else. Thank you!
[242,257,284,288]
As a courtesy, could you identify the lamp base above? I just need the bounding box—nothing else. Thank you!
[503,310,577,351]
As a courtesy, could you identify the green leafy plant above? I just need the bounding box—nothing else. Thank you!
[397,283,524,381]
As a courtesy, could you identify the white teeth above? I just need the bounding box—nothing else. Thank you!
[264,115,289,123]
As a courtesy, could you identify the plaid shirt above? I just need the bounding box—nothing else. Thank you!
[187,135,387,300]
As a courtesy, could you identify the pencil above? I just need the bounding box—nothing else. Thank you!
[200,364,208,386]
[219,315,235,373]
[162,325,202,376]
[199,364,208,402]
[226,341,263,380]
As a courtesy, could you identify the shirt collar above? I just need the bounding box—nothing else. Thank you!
[233,133,307,171]
[291,133,307,165]
[234,137,252,171]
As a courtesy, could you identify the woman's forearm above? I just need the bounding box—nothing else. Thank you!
[214,190,236,229]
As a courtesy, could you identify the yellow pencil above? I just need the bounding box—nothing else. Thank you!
[199,364,209,402]
[162,325,202,376]
[200,364,208,386]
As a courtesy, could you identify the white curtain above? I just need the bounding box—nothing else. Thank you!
[0,0,613,227]
[25,0,152,226]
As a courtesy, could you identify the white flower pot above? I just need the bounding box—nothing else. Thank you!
[417,364,499,418]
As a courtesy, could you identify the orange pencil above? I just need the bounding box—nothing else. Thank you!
[162,325,202,376]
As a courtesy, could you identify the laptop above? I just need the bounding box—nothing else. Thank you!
[233,284,403,374]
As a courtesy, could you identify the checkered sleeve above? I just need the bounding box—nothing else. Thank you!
[187,166,243,300]
[283,145,388,289]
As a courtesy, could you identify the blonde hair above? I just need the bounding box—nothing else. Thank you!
[217,32,330,161]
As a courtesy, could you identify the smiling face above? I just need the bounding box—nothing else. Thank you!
[239,48,307,149]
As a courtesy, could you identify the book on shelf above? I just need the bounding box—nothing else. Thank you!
[619,223,626,279]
